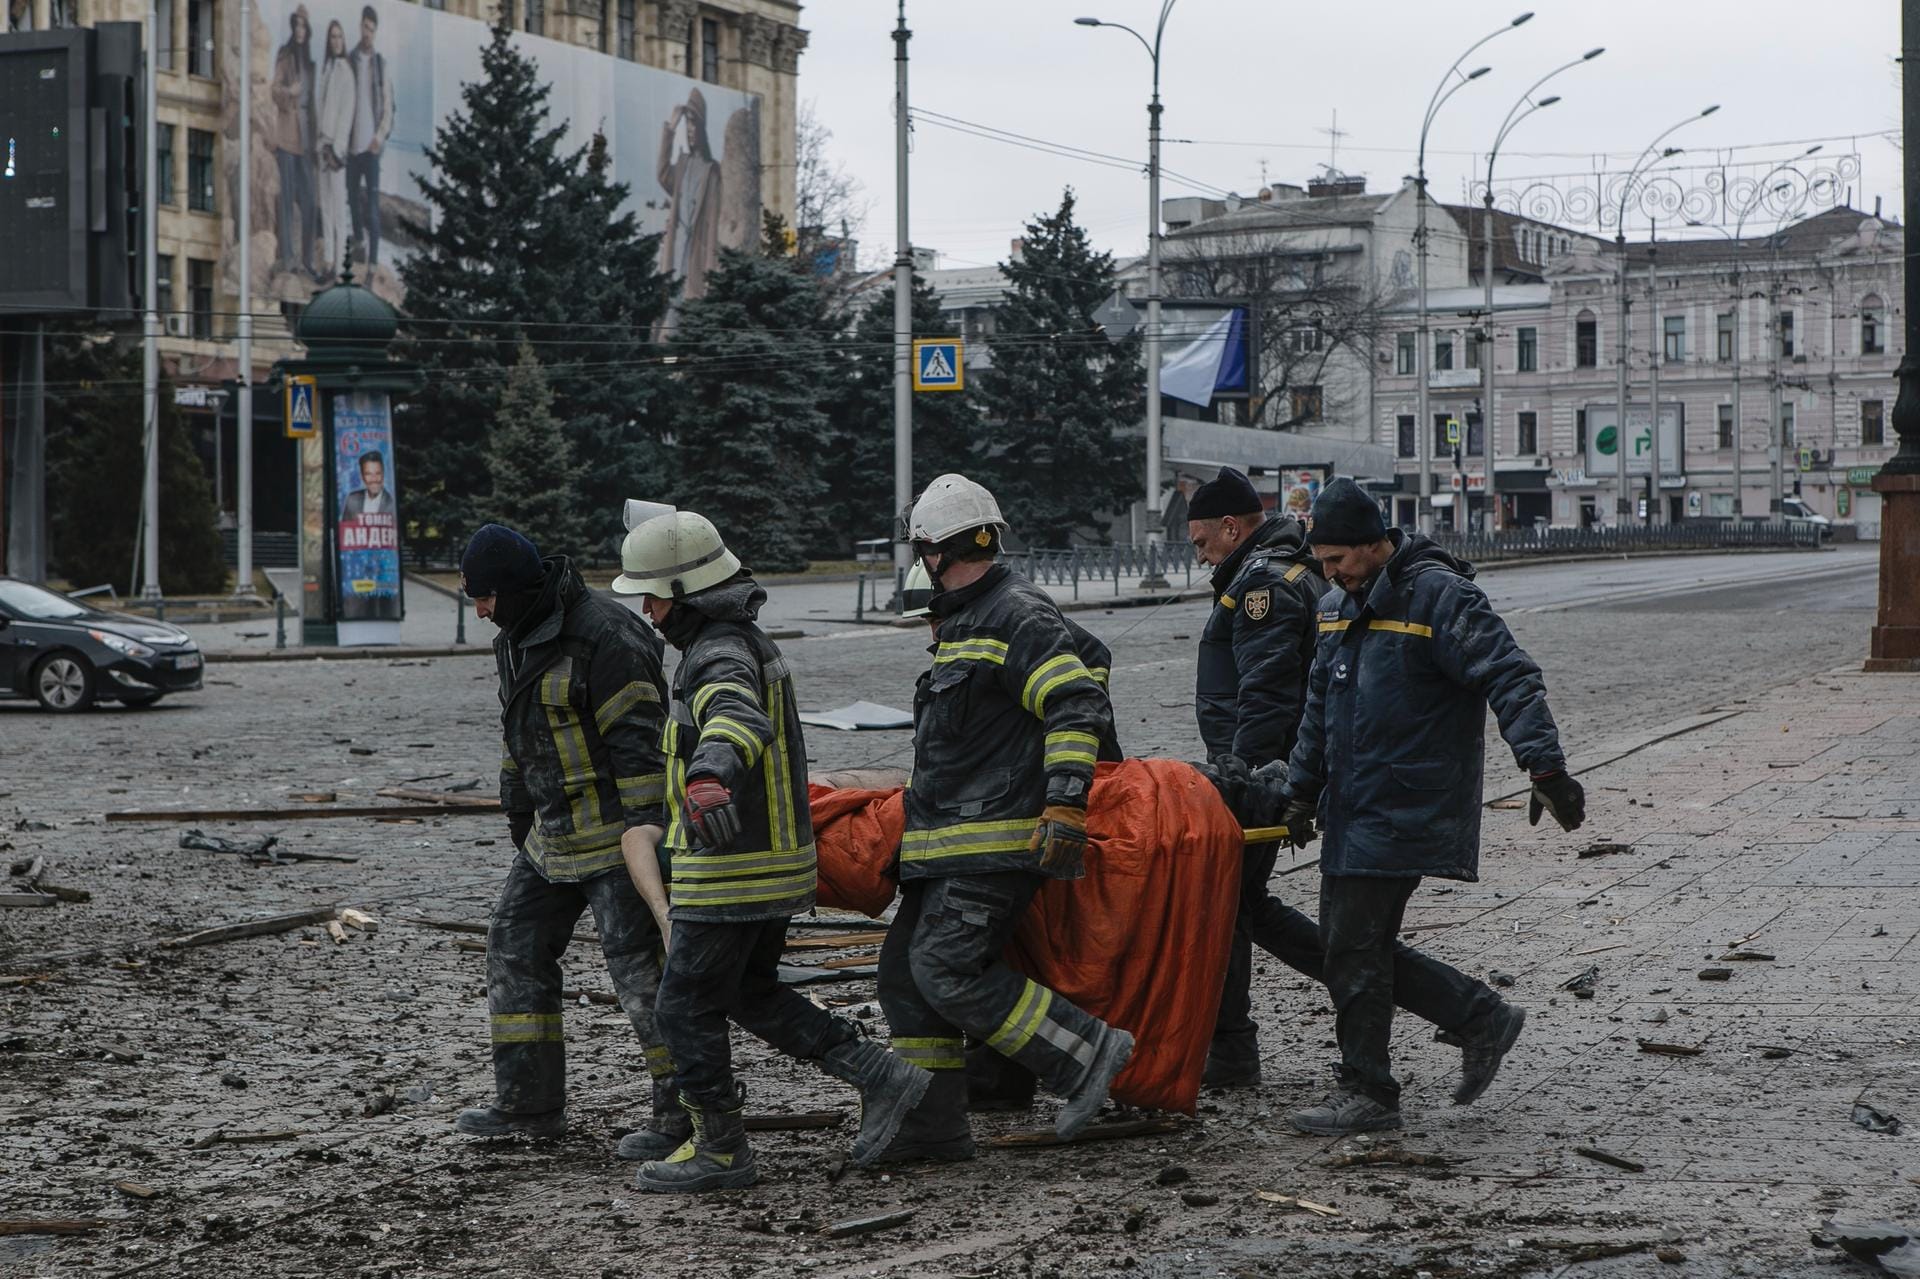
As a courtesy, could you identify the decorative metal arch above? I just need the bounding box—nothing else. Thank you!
[1468,152,1861,235]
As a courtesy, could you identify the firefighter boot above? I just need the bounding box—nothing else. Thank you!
[821,1037,934,1166]
[453,1106,566,1140]
[1056,1026,1135,1140]
[615,1076,693,1161]
[633,1086,757,1194]
[876,1069,976,1164]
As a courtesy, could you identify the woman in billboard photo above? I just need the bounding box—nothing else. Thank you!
[315,19,354,281]
[658,88,723,303]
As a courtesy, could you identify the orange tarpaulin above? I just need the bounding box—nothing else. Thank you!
[808,759,1243,1114]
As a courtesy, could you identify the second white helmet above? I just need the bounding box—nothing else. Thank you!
[908,473,1007,545]
[611,511,741,598]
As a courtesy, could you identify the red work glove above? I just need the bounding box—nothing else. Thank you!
[683,777,742,850]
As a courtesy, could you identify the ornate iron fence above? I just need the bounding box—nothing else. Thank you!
[1428,520,1820,564]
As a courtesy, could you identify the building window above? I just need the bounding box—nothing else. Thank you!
[188,258,214,339]
[1395,331,1415,375]
[187,128,215,212]
[1863,399,1886,446]
[1517,410,1538,455]
[1433,413,1455,456]
[1464,330,1480,371]
[1517,326,1537,373]
[701,16,720,83]
[1780,312,1795,359]
[1780,401,1796,448]
[1434,333,1453,371]
[1576,408,1587,454]
[422,0,444,8]
[1716,311,1734,362]
[1717,403,1733,450]
[48,0,71,25]
[1289,385,1323,422]
[156,0,175,69]
[156,122,176,205]
[1663,315,1686,363]
[523,0,542,35]
[1466,415,1484,457]
[1576,312,1597,368]
[187,0,214,77]
[1287,325,1323,357]
[1397,414,1416,459]
[155,254,175,320]
[1862,296,1884,355]
[616,0,634,57]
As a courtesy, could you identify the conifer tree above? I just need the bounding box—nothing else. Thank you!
[484,343,586,552]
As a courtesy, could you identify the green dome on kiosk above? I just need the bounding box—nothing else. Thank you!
[296,275,399,362]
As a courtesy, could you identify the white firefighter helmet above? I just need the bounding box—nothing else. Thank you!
[611,511,741,598]
[900,562,935,618]
[908,473,1007,545]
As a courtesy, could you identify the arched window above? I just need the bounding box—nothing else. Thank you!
[1861,294,1885,355]
[1575,308,1597,368]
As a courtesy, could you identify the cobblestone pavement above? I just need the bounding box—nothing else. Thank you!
[0,548,1906,1279]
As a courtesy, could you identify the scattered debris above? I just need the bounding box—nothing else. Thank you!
[1873,925,1889,938]
[0,1220,105,1237]
[375,786,498,808]
[1487,970,1515,988]
[292,791,338,804]
[1155,1166,1190,1186]
[178,831,354,865]
[1180,1190,1219,1207]
[112,1181,158,1200]
[1853,1103,1904,1135]
[1721,949,1775,961]
[796,702,914,732]
[1574,1146,1645,1173]
[1645,1007,1670,1025]
[1573,943,1629,957]
[1560,966,1599,999]
[453,939,488,954]
[325,920,349,944]
[339,908,379,934]
[776,962,878,985]
[160,907,342,950]
[349,746,376,756]
[1813,1222,1920,1277]
[1637,1040,1704,1057]
[363,1090,395,1118]
[1578,842,1633,859]
[1254,1191,1340,1218]
[1325,1148,1457,1169]
[1756,1044,1796,1060]
[189,1129,304,1150]
[0,892,58,908]
[986,1118,1185,1149]
[1656,1246,1687,1264]
[1697,967,1733,982]
[784,930,889,950]
[117,802,494,823]
[819,1209,913,1239]
[743,1111,844,1132]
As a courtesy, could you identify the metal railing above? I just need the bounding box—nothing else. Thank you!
[1429,520,1821,564]
[1005,542,1200,595]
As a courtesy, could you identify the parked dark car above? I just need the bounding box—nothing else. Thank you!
[0,578,203,712]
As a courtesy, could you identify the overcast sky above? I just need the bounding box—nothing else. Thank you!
[798,0,1903,274]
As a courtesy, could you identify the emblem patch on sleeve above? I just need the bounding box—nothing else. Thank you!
[1243,588,1271,621]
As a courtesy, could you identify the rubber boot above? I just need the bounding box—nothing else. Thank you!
[633,1086,757,1194]
[615,1076,693,1161]
[453,1106,566,1140]
[966,1042,1036,1113]
[1055,1025,1135,1140]
[820,1037,934,1167]
[875,1070,975,1164]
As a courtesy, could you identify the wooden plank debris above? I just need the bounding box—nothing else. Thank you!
[325,920,349,945]
[820,1210,914,1240]
[189,1129,305,1150]
[111,803,494,823]
[0,892,58,908]
[1574,1146,1645,1173]
[1254,1191,1340,1217]
[375,787,500,808]
[159,907,340,949]
[0,1220,105,1236]
[113,1181,158,1200]
[1325,1148,1457,1169]
[985,1117,1184,1149]
[339,908,379,934]
[784,931,889,950]
[1637,1040,1705,1057]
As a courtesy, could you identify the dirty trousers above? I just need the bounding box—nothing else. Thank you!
[653,915,857,1106]
[1319,873,1501,1107]
[878,872,1113,1098]
[488,852,668,1115]
[1212,845,1504,1067]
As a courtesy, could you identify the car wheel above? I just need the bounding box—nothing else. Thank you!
[118,691,165,709]
[32,653,97,713]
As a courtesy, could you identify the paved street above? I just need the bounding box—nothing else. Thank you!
[0,545,1908,1279]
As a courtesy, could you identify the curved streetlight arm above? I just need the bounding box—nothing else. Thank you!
[1079,1,1176,89]
[1426,67,1491,164]
[1488,50,1602,187]
[1616,107,1718,230]
[1422,14,1530,162]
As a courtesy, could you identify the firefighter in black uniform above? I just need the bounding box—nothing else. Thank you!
[1187,468,1328,1087]
[613,510,930,1193]
[876,475,1136,1162]
[452,523,677,1146]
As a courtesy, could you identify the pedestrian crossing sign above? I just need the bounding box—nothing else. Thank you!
[1445,417,1461,446]
[285,375,318,439]
[913,339,964,392]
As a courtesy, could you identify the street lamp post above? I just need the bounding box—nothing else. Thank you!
[1415,12,1528,535]
[1481,47,1602,534]
[1612,106,1719,526]
[1077,3,1176,565]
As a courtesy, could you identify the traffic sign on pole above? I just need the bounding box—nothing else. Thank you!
[912,339,964,392]
[285,374,318,438]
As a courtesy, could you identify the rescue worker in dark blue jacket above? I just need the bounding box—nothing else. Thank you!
[876,475,1135,1162]
[1186,467,1327,1087]
[452,524,676,1147]
[612,511,930,1192]
[1262,479,1586,1136]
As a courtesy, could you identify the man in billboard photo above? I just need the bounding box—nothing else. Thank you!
[347,4,395,269]
[341,451,392,519]
[315,18,354,280]
[270,5,318,280]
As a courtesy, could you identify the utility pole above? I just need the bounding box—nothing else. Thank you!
[1480,200,1496,533]
[1613,227,1631,525]
[1732,285,1743,518]
[1769,274,1785,517]
[1647,231,1661,524]
[141,0,162,598]
[236,0,255,596]
[891,2,912,606]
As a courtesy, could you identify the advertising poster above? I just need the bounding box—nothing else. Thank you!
[223,0,763,316]
[1278,466,1328,519]
[332,391,401,631]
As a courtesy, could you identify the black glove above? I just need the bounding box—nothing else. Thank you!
[1195,754,1252,812]
[1280,794,1318,850]
[683,776,742,850]
[507,810,533,851]
[1528,770,1586,832]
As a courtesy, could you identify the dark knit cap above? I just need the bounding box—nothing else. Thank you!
[460,524,544,598]
[1186,466,1263,520]
[1306,478,1388,546]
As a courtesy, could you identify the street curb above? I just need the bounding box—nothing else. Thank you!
[1470,543,1836,573]
[206,627,807,664]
